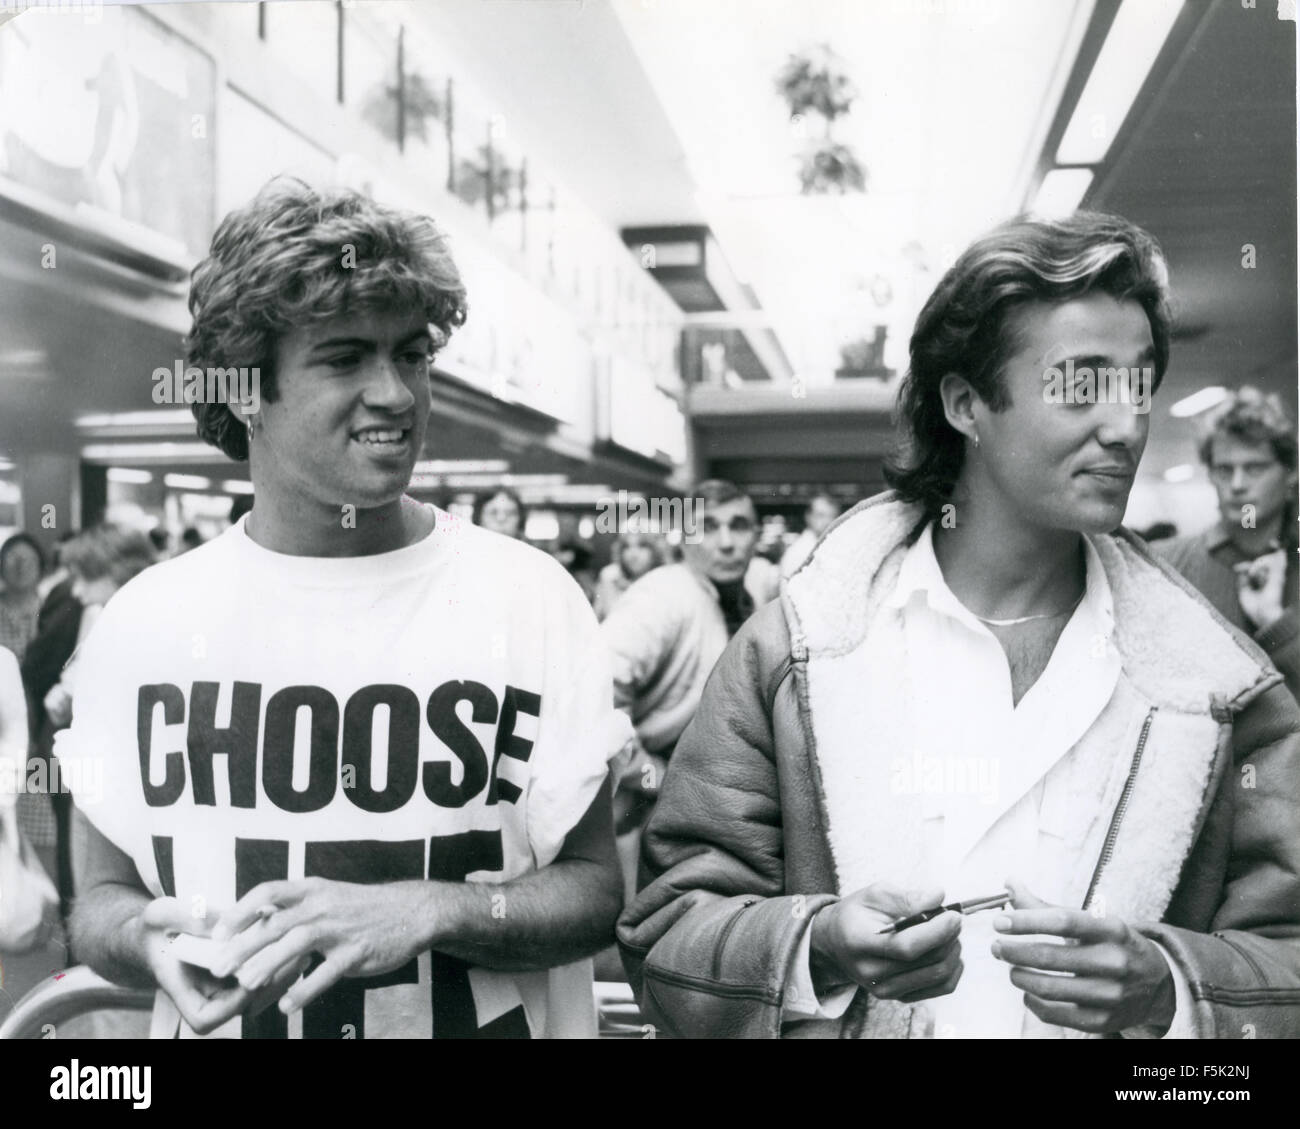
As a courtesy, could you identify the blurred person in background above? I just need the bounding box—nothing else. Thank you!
[33,523,156,921]
[473,487,526,539]
[619,212,1300,1039]
[147,527,172,558]
[41,524,159,731]
[1156,387,1298,701]
[179,526,205,553]
[593,529,665,621]
[0,532,47,663]
[21,532,83,740]
[551,537,597,605]
[601,479,775,902]
[780,492,843,578]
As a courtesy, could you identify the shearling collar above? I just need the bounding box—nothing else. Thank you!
[784,492,1275,716]
[781,491,1278,1039]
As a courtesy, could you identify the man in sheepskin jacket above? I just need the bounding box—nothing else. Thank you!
[617,212,1300,1039]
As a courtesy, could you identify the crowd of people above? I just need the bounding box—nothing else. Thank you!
[0,179,1296,1040]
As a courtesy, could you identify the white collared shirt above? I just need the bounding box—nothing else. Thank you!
[786,522,1190,1037]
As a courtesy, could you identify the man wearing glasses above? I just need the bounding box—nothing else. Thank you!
[1157,388,1299,701]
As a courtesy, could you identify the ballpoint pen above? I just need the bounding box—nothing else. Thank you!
[876,890,1012,934]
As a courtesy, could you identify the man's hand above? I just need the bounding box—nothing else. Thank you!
[809,883,963,1003]
[991,881,1175,1034]
[139,898,307,1036]
[1235,547,1288,631]
[209,878,429,1015]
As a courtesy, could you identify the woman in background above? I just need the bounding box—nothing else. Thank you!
[36,524,156,923]
[473,488,527,539]
[0,532,46,663]
[593,530,665,621]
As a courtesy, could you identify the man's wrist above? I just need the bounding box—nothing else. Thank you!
[1145,961,1177,1032]
[808,905,850,997]
[405,879,457,954]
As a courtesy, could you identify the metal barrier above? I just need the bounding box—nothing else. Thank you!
[0,965,154,1039]
[1,966,643,1038]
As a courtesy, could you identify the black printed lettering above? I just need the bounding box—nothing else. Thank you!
[488,686,541,805]
[423,681,495,808]
[137,684,186,807]
[341,685,421,813]
[187,681,262,808]
[262,686,339,813]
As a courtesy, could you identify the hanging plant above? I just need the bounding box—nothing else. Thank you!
[798,143,867,195]
[775,46,858,124]
[362,70,444,145]
[776,45,867,195]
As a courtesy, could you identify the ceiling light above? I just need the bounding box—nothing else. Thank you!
[1030,169,1094,217]
[1169,386,1228,418]
[163,474,213,490]
[412,459,510,475]
[107,468,154,485]
[1056,0,1184,165]
[76,410,196,430]
[221,480,255,495]
[1162,464,1195,483]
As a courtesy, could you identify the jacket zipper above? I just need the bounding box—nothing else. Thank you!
[791,632,808,663]
[1215,933,1268,985]
[1082,707,1157,911]
[712,898,759,981]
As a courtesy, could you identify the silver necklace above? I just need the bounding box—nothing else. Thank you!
[975,590,1085,627]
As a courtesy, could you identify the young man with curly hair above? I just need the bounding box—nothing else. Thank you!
[1156,388,1299,701]
[61,179,623,1039]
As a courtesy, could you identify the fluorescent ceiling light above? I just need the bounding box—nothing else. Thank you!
[1030,169,1095,217]
[1056,0,1184,165]
[1169,385,1229,418]
[222,480,255,495]
[163,474,213,490]
[82,442,216,463]
[76,410,196,429]
[1162,464,1196,483]
[0,349,47,367]
[107,468,154,485]
[412,459,510,475]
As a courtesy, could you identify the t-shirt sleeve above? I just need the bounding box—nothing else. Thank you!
[523,563,626,870]
[52,598,151,874]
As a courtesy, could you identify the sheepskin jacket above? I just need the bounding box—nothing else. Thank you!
[617,493,1300,1039]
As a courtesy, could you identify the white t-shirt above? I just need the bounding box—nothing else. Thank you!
[57,507,622,1038]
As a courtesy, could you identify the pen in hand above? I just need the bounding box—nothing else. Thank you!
[876,891,1012,934]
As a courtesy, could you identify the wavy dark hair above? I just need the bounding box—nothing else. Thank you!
[187,177,469,461]
[884,211,1173,520]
